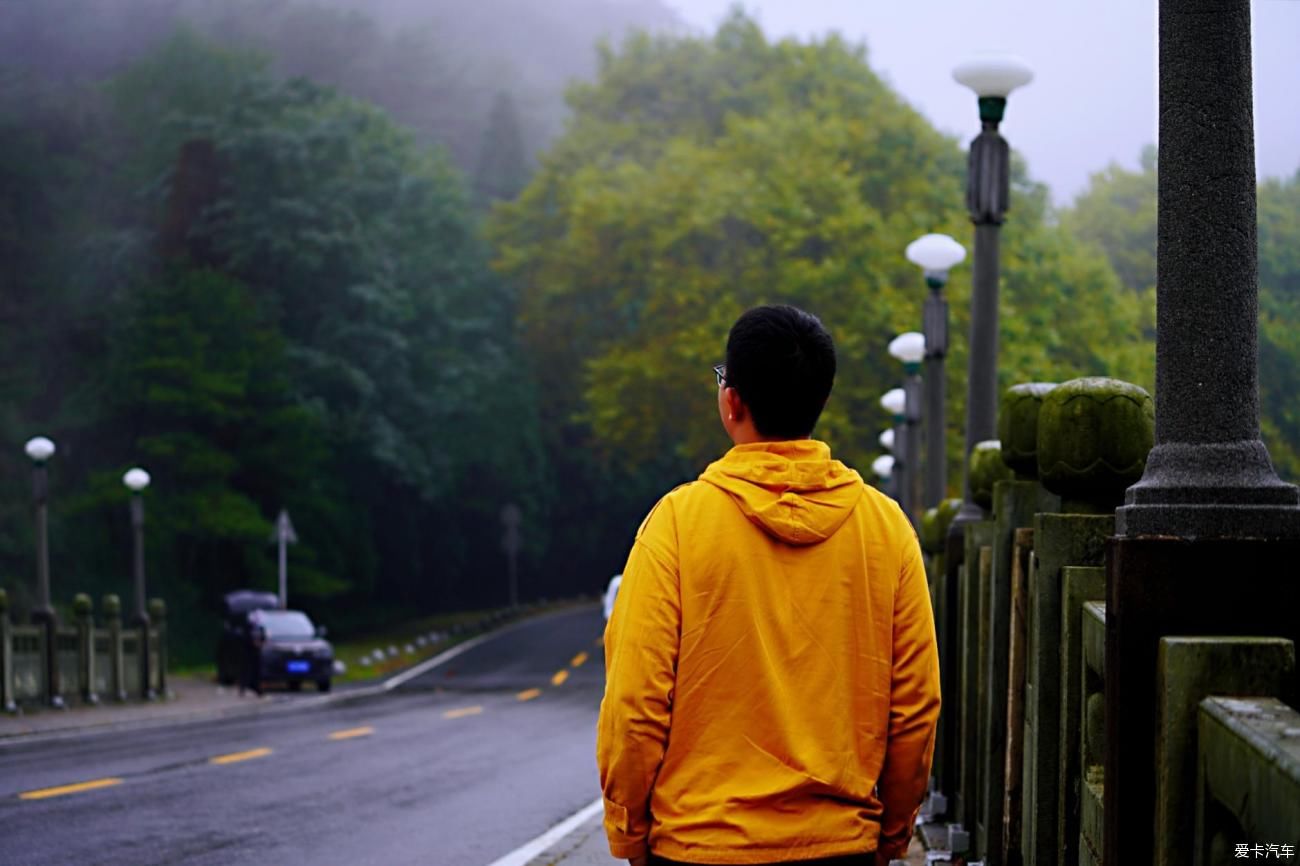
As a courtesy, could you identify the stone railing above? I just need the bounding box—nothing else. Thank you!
[0,588,167,710]
[1196,697,1300,863]
[918,376,1299,864]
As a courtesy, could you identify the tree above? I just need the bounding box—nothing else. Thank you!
[474,91,531,207]
[94,266,347,656]
[491,13,1154,579]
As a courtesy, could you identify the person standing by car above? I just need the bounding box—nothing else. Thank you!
[598,305,941,866]
[239,621,266,697]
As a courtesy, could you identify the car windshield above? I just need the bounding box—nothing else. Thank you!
[256,611,316,640]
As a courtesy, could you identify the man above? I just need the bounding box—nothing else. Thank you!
[598,305,940,866]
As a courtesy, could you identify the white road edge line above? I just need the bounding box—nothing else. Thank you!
[382,620,531,690]
[483,798,603,866]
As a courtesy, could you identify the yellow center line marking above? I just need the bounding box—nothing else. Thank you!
[551,669,569,686]
[517,688,542,702]
[19,778,123,801]
[328,726,374,741]
[571,651,589,668]
[209,747,272,765]
[443,705,483,719]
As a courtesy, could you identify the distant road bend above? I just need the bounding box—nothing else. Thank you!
[0,605,607,866]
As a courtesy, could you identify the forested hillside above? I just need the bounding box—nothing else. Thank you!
[0,7,1294,662]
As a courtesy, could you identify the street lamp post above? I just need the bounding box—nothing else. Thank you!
[951,54,1033,525]
[123,467,155,701]
[881,388,909,519]
[24,436,62,708]
[889,332,926,526]
[906,233,967,509]
[871,454,896,502]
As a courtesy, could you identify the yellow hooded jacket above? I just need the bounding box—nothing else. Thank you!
[598,440,940,864]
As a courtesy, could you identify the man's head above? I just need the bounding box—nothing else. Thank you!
[718,305,836,443]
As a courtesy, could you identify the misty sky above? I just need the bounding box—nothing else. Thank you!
[664,0,1300,205]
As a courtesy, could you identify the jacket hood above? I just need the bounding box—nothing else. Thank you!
[699,440,865,546]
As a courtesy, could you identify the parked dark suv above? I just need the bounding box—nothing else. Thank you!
[247,609,335,692]
[217,590,278,685]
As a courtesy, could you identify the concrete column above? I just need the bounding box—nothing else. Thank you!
[1116,0,1300,538]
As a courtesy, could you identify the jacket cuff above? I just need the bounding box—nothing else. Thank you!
[608,838,648,859]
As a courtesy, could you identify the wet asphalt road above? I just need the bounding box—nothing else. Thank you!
[0,605,608,866]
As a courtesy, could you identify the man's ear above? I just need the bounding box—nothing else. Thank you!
[725,387,747,422]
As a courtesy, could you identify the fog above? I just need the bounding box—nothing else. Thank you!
[666,0,1300,204]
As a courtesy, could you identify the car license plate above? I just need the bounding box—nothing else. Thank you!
[287,660,310,674]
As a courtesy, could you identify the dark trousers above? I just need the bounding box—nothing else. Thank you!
[649,855,874,866]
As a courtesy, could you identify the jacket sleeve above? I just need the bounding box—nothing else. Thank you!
[597,497,681,860]
[876,525,941,861]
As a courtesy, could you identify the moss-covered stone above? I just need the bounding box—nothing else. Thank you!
[921,498,963,553]
[970,440,1013,509]
[1037,377,1155,512]
[148,598,166,620]
[73,593,92,616]
[998,383,1057,479]
[102,594,121,617]
[921,508,941,553]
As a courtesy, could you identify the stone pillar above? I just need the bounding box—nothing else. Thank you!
[923,496,962,812]
[1105,3,1300,864]
[73,593,97,705]
[957,442,1006,838]
[1116,0,1300,539]
[103,594,126,702]
[978,383,1060,861]
[0,588,15,713]
[1025,378,1152,866]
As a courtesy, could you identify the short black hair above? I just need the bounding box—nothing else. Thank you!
[724,305,836,438]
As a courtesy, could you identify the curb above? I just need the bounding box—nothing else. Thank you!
[0,604,596,750]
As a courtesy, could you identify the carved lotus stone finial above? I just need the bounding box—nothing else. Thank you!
[73,593,92,616]
[102,594,121,617]
[1036,377,1155,512]
[999,383,1057,479]
[970,440,1014,510]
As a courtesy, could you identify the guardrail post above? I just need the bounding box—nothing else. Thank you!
[0,588,15,713]
[1079,602,1106,866]
[1024,377,1152,866]
[980,383,1060,859]
[103,594,126,702]
[1002,527,1034,866]
[149,598,167,698]
[922,497,961,818]
[958,440,1006,841]
[74,593,97,705]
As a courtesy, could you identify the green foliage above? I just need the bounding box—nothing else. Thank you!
[1061,145,1158,298]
